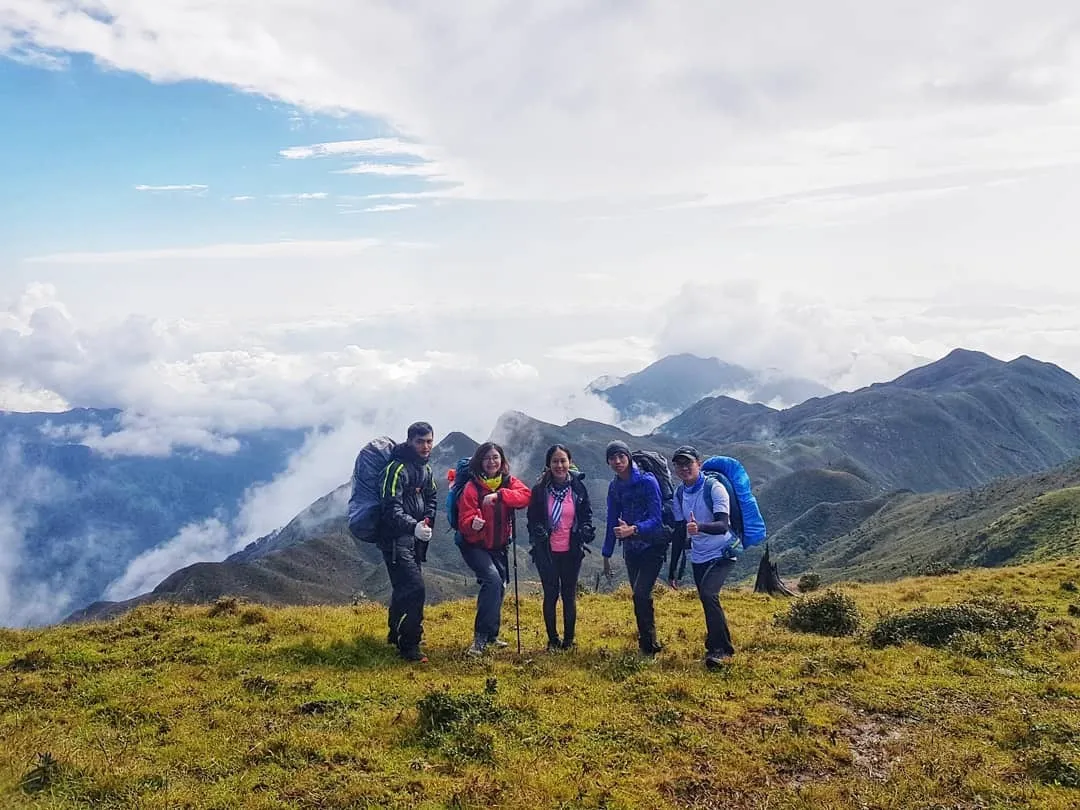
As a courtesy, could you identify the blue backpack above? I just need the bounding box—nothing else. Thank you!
[445,458,473,546]
[347,436,397,543]
[686,456,767,546]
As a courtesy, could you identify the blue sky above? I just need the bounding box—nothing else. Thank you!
[0,54,449,263]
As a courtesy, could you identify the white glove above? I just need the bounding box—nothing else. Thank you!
[471,516,486,531]
[413,521,432,541]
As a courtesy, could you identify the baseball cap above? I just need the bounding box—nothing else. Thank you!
[672,445,701,463]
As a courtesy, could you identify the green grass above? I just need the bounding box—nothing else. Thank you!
[3,560,1080,808]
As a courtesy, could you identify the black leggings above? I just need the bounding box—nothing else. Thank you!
[533,547,583,644]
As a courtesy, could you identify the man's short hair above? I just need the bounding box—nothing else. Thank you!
[407,421,434,441]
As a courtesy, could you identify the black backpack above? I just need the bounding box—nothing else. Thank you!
[631,449,675,540]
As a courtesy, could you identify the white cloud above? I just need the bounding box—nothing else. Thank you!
[231,195,255,201]
[2,44,67,70]
[336,162,444,177]
[5,1,1079,204]
[134,183,208,192]
[40,414,241,458]
[104,518,231,602]
[346,203,416,213]
[23,238,382,264]
[273,191,328,201]
[0,441,82,626]
[280,138,433,161]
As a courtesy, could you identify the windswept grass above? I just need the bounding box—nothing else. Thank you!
[2,559,1080,808]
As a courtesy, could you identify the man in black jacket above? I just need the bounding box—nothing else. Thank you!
[379,421,437,662]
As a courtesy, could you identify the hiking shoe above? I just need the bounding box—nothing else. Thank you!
[705,653,732,670]
[639,642,663,658]
[488,638,510,649]
[560,638,576,651]
[546,639,562,653]
[399,647,427,664]
[386,630,398,646]
[466,634,487,657]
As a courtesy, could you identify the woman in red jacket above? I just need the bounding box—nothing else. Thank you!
[456,441,531,655]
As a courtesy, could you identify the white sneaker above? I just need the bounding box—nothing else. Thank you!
[488,638,510,649]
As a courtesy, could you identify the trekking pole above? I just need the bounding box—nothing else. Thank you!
[511,509,521,654]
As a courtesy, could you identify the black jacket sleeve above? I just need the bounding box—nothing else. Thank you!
[576,482,596,545]
[380,460,418,537]
[422,464,437,524]
[526,485,549,545]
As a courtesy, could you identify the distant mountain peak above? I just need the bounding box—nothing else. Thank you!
[588,352,831,427]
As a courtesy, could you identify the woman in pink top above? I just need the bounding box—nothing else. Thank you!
[526,444,596,651]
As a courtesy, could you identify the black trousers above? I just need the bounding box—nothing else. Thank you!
[693,557,736,657]
[624,545,666,651]
[380,535,425,651]
[533,546,583,644]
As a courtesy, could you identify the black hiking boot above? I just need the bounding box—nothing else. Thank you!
[705,652,732,670]
[640,641,663,658]
[387,629,398,647]
[546,637,562,653]
[399,647,428,664]
[560,637,576,651]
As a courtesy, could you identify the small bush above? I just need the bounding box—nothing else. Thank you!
[918,563,960,577]
[1061,581,1079,593]
[239,608,268,626]
[1069,604,1080,618]
[776,589,861,637]
[241,675,279,696]
[208,597,240,618]
[595,650,651,682]
[1026,749,1080,788]
[797,572,822,592]
[7,650,52,672]
[868,597,1038,649]
[416,688,505,763]
[20,753,61,794]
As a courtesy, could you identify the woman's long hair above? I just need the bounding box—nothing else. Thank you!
[469,441,510,479]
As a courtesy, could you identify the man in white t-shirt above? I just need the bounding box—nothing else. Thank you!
[669,445,739,668]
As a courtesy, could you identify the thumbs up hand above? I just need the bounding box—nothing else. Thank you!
[687,511,699,537]
[614,517,636,540]
[471,515,486,531]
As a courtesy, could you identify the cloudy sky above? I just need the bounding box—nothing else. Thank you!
[3,2,1080,623]
[4,0,1080,440]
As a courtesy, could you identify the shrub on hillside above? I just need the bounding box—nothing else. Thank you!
[868,597,1038,649]
[776,589,860,637]
[797,572,822,592]
[416,688,505,763]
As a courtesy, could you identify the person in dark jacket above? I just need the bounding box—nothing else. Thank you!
[526,444,595,651]
[601,440,666,656]
[456,441,532,656]
[378,421,437,663]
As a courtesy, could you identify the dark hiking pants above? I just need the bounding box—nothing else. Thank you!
[460,544,507,641]
[534,547,583,644]
[381,534,425,652]
[693,557,736,657]
[624,545,666,652]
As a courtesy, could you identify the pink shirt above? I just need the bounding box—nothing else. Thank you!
[547,488,576,553]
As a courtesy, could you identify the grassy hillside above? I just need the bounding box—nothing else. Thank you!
[5,561,1080,808]
[774,459,1080,583]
